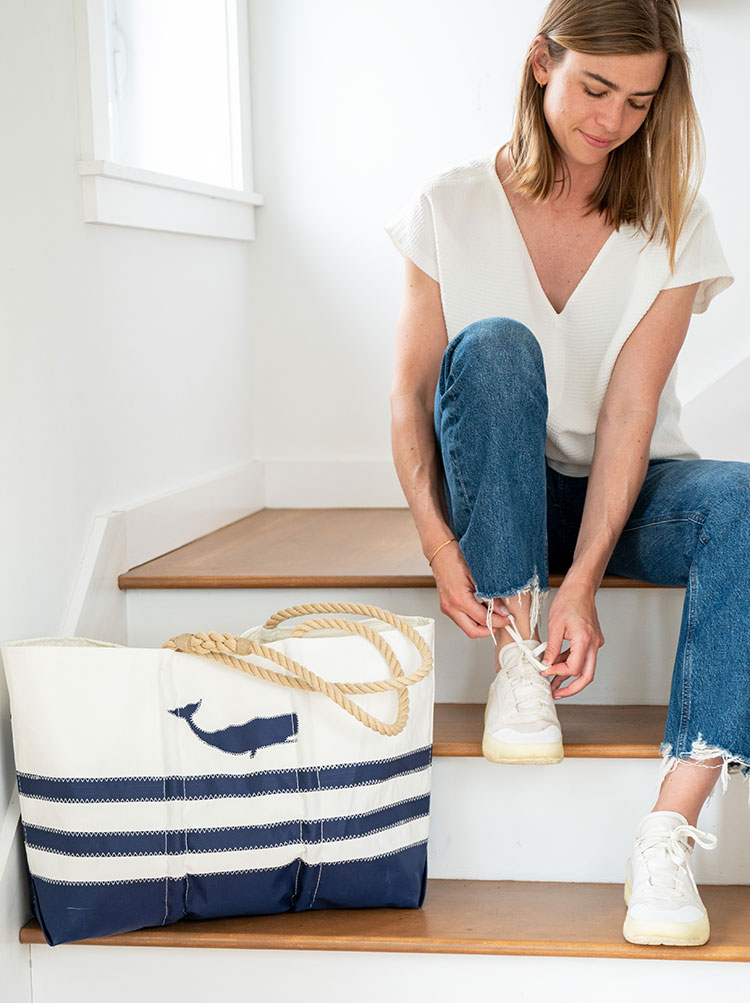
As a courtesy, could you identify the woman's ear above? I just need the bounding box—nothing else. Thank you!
[530,34,551,86]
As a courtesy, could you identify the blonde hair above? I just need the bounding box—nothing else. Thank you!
[508,0,703,269]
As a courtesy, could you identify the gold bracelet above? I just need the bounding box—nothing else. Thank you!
[428,537,457,566]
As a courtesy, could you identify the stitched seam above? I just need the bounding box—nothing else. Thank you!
[28,839,431,887]
[621,514,706,533]
[441,394,472,519]
[182,775,189,919]
[162,776,168,926]
[309,767,323,909]
[23,814,433,857]
[21,794,431,838]
[676,561,699,753]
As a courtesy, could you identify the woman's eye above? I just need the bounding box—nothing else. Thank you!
[584,85,649,112]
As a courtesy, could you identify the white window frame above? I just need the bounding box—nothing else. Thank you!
[72,0,263,241]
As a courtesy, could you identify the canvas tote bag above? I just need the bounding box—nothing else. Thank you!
[1,602,434,946]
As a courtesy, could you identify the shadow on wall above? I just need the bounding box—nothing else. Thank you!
[681,354,750,463]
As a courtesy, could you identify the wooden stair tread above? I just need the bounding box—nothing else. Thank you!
[20,880,750,961]
[434,704,666,758]
[118,509,670,589]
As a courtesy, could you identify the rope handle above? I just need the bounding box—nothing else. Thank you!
[163,603,433,737]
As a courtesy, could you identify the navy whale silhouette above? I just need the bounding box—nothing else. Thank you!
[168,700,298,756]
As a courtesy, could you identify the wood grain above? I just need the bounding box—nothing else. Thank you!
[118,509,674,590]
[433,704,667,758]
[20,881,750,961]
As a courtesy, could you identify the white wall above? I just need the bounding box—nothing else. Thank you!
[0,2,259,990]
[0,0,258,640]
[247,0,748,464]
[0,0,747,990]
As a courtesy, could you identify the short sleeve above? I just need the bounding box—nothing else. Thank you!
[661,199,733,314]
[384,191,439,282]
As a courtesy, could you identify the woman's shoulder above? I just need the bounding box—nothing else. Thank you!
[418,148,499,200]
[646,190,717,257]
[684,190,714,227]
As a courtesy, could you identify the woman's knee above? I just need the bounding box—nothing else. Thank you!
[443,317,545,383]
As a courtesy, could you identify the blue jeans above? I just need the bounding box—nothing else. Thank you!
[433,317,750,778]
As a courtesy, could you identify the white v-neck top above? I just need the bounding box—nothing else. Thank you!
[385,147,733,477]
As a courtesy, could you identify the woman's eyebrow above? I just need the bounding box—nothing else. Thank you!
[583,70,659,96]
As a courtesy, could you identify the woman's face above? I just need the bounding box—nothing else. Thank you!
[532,39,668,170]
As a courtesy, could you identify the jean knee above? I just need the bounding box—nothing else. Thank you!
[445,317,544,378]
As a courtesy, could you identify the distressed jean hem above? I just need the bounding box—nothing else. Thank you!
[475,571,550,640]
[658,737,750,804]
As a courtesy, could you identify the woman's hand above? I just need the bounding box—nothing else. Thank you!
[430,543,511,640]
[541,581,604,698]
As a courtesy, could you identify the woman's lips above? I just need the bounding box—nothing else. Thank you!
[580,131,612,149]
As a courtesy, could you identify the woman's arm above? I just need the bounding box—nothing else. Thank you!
[390,259,510,639]
[542,281,701,696]
[390,259,452,560]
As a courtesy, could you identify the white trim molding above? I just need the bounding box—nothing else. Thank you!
[264,461,406,508]
[77,162,263,241]
[58,459,401,643]
[60,460,264,640]
[72,0,261,240]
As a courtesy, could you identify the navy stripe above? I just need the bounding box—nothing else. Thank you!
[23,794,431,857]
[29,842,428,945]
[17,747,432,803]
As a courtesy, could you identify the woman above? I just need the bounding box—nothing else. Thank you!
[386,0,738,947]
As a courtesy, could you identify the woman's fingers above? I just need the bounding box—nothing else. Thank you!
[451,607,508,639]
[549,640,598,698]
[553,646,598,699]
[542,621,565,669]
[432,547,514,640]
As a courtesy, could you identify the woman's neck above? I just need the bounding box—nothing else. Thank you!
[498,144,606,211]
[553,156,607,207]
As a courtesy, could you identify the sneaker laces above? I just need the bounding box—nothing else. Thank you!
[634,823,717,900]
[501,647,554,717]
[485,598,548,667]
[485,600,551,718]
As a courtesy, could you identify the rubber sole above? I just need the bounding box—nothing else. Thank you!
[622,870,710,946]
[481,733,564,765]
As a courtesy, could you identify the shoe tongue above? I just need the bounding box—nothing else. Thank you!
[637,811,688,837]
[500,638,541,672]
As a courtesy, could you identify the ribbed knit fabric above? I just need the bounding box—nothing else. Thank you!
[385,145,734,477]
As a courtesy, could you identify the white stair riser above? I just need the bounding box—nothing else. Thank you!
[429,758,750,884]
[28,943,750,1003]
[126,586,684,705]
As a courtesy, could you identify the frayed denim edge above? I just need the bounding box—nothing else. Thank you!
[475,571,550,643]
[657,736,750,806]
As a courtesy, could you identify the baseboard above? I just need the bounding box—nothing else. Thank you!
[117,461,265,569]
[60,459,405,641]
[60,461,265,640]
[264,461,405,507]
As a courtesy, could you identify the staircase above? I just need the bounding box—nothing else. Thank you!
[19,509,750,999]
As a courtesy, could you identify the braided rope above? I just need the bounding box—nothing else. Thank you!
[163,603,433,737]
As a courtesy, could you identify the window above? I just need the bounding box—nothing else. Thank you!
[73,0,262,240]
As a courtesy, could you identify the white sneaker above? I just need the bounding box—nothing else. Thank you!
[482,635,563,765]
[623,810,717,946]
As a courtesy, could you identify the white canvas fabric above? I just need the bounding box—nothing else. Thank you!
[2,610,435,945]
[385,145,734,477]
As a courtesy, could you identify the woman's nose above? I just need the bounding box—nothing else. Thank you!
[595,100,625,135]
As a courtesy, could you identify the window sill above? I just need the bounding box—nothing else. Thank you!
[77,161,264,241]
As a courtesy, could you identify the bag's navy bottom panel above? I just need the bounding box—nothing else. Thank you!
[30,842,429,946]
